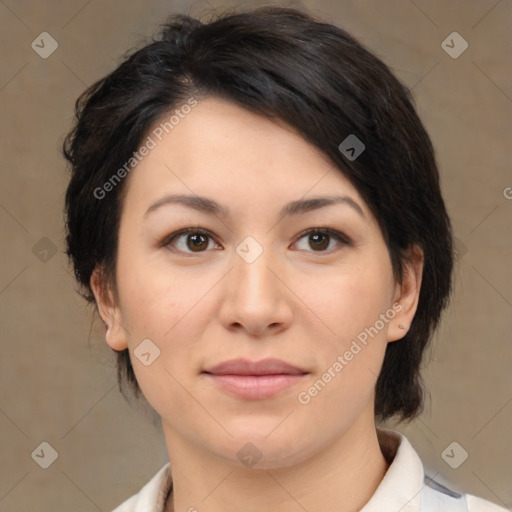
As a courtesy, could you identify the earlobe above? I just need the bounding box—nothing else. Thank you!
[387,244,424,342]
[90,268,129,351]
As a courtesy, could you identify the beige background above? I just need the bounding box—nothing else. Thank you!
[0,0,511,510]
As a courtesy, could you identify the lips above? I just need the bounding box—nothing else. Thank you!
[202,358,309,400]
[203,358,307,376]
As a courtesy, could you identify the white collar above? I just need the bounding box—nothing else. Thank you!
[114,428,506,511]
[361,428,423,511]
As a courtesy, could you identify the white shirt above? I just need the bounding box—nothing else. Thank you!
[112,428,508,511]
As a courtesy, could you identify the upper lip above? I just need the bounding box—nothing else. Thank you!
[203,358,308,376]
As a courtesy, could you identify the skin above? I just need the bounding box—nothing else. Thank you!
[91,96,423,512]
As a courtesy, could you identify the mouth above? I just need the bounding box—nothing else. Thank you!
[202,358,309,400]
[203,357,307,376]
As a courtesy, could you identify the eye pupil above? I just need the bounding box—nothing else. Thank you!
[310,232,329,251]
[187,233,208,251]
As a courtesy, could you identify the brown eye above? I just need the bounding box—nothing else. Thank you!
[308,232,330,251]
[185,233,209,252]
[163,226,349,255]
[294,228,350,253]
[165,228,218,254]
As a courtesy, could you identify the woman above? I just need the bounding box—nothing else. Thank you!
[62,6,507,512]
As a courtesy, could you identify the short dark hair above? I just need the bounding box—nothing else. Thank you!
[63,6,454,424]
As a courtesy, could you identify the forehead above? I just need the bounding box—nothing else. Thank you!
[122,96,370,218]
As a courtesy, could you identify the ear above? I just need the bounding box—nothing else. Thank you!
[387,244,424,342]
[90,267,128,351]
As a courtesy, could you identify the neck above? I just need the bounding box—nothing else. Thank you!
[163,415,391,512]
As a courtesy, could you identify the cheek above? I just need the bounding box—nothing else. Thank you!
[117,253,209,377]
[301,260,391,339]
[116,245,190,335]
[297,260,392,396]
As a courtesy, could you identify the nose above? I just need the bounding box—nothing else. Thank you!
[219,244,293,337]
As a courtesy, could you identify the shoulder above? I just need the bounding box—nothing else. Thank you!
[375,428,509,512]
[111,463,172,512]
[422,475,509,511]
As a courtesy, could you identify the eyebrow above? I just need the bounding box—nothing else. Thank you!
[144,193,365,220]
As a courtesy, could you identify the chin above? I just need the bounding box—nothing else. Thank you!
[212,425,313,471]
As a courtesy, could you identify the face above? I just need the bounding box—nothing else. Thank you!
[92,96,422,469]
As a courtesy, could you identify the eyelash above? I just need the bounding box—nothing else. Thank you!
[162,226,351,255]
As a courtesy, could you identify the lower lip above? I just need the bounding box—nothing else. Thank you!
[203,373,308,400]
